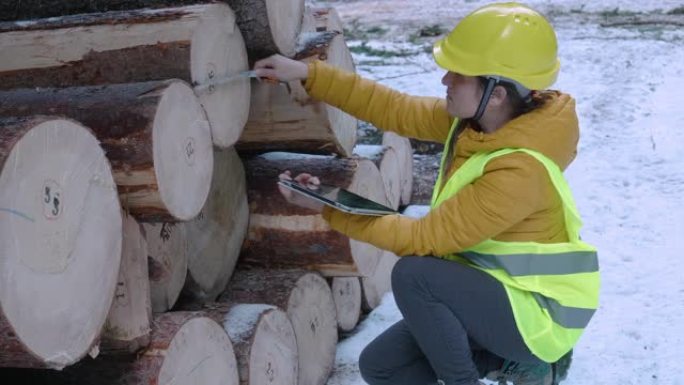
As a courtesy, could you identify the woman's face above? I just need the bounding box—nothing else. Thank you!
[442,71,482,118]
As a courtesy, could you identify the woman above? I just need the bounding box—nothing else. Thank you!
[257,3,600,385]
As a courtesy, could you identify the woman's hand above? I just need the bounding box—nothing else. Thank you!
[254,54,309,83]
[278,170,324,213]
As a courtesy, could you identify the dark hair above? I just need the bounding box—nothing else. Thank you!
[476,77,554,119]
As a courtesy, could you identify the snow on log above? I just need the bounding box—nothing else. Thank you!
[362,250,399,312]
[204,303,298,385]
[0,4,249,147]
[0,80,214,221]
[101,214,153,355]
[237,7,356,157]
[183,147,249,303]
[240,153,385,277]
[222,269,337,385]
[0,116,121,369]
[354,144,402,210]
[382,132,414,206]
[330,277,362,333]
[144,222,188,313]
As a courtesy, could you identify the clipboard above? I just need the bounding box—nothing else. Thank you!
[278,179,398,216]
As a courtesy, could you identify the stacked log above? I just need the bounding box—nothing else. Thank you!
[204,303,298,385]
[0,80,214,221]
[0,2,419,383]
[0,4,250,147]
[240,153,385,277]
[2,313,241,385]
[222,269,337,385]
[144,222,188,313]
[330,277,362,333]
[382,132,414,206]
[354,144,402,210]
[225,0,306,61]
[0,117,122,369]
[183,147,249,303]
[237,7,357,156]
[362,250,400,311]
[101,214,153,354]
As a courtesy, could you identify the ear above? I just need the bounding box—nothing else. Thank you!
[489,84,508,107]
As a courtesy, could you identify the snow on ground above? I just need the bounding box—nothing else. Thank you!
[316,1,684,384]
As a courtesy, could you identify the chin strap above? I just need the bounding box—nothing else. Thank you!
[473,76,500,121]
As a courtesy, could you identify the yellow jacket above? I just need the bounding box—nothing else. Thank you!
[305,61,580,256]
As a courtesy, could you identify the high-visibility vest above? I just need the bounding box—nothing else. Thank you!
[431,122,600,363]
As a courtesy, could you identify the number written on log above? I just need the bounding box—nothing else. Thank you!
[43,180,62,219]
[185,137,196,166]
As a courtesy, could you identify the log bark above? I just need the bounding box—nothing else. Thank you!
[411,154,440,205]
[225,0,305,61]
[0,116,122,369]
[330,277,362,333]
[203,303,298,385]
[362,251,399,312]
[354,144,402,210]
[236,7,357,157]
[0,80,214,221]
[222,269,337,385]
[3,312,240,385]
[382,132,414,206]
[182,147,249,303]
[144,222,188,313]
[0,4,249,147]
[101,213,153,355]
[241,154,385,277]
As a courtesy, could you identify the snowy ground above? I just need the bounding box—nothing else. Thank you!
[313,1,684,384]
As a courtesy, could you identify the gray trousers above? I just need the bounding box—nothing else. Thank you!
[358,256,541,385]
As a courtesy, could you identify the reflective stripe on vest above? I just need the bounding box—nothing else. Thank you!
[430,120,600,362]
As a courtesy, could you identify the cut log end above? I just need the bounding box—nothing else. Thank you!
[101,214,152,354]
[191,4,250,148]
[222,304,298,385]
[155,316,239,385]
[153,81,213,221]
[0,117,122,369]
[331,277,362,333]
[184,148,249,302]
[144,222,188,313]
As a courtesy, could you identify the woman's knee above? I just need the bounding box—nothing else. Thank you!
[358,342,382,384]
[391,257,419,289]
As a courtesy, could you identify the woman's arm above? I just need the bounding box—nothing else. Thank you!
[321,153,554,256]
[254,55,453,143]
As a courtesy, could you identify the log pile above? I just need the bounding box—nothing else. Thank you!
[0,2,418,384]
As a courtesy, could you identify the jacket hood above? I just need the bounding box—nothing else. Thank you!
[456,92,579,170]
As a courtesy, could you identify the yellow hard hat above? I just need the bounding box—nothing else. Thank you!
[433,2,560,90]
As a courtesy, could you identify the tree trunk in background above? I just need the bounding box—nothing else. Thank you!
[330,277,362,333]
[354,144,402,210]
[362,251,399,312]
[222,269,337,385]
[0,4,249,147]
[204,303,298,385]
[241,154,385,277]
[101,214,153,355]
[237,7,357,157]
[0,117,121,369]
[0,80,213,221]
[183,147,249,303]
[382,132,414,206]
[144,222,188,313]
